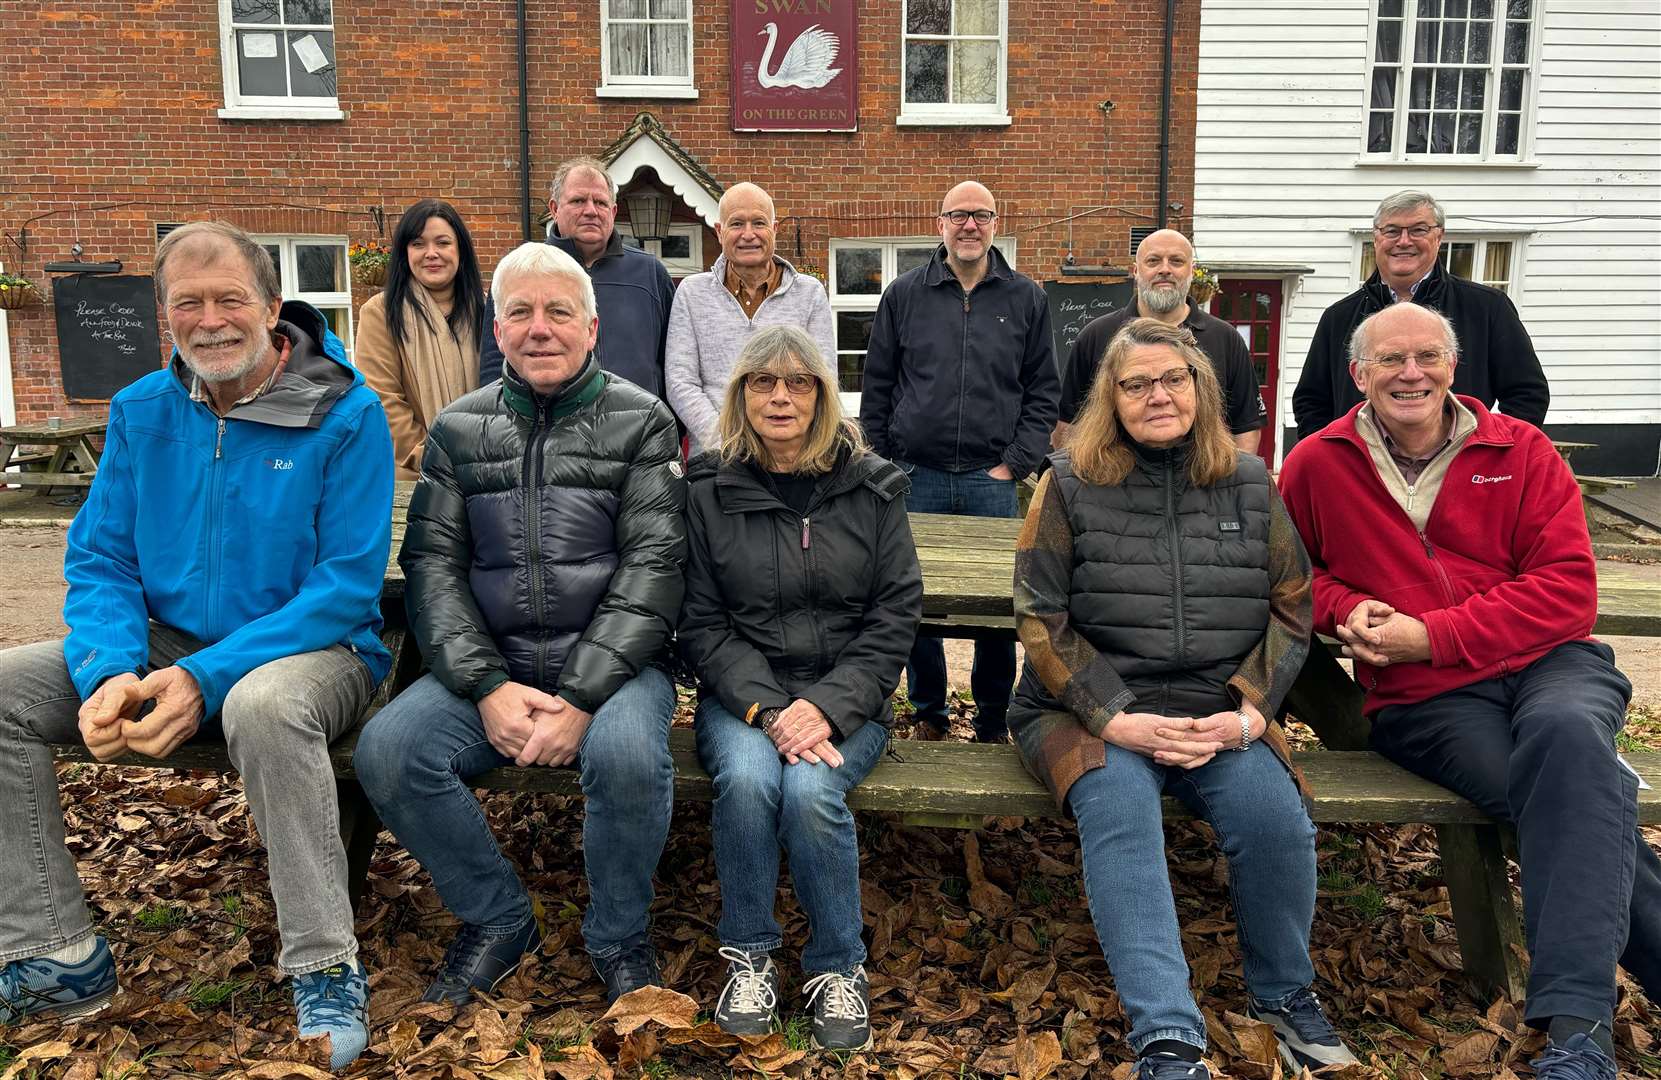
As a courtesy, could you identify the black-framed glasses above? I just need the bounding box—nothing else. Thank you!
[1116,365,1196,399]
[1374,224,1439,241]
[745,372,817,395]
[940,209,997,226]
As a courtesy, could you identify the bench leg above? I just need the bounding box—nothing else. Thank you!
[336,778,382,913]
[1436,822,1528,1001]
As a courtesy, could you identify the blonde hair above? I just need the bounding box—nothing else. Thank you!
[1066,317,1238,487]
[717,325,864,474]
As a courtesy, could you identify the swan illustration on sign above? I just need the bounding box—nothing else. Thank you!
[756,22,842,89]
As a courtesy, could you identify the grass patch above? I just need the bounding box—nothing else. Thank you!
[778,1012,813,1052]
[131,903,188,931]
[1619,703,1660,752]
[1344,884,1388,919]
[640,1059,674,1079]
[1317,869,1357,892]
[939,875,968,901]
[186,977,253,1009]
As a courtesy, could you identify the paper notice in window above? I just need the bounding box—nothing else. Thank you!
[291,34,330,73]
[242,33,279,58]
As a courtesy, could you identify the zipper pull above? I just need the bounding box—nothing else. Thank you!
[1405,483,1415,512]
[962,296,970,313]
[215,418,225,460]
[1420,532,1435,559]
[801,517,811,550]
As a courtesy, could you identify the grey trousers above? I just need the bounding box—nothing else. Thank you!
[0,626,373,975]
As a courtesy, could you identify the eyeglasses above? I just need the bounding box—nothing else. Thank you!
[1117,366,1196,399]
[1374,224,1439,241]
[940,209,997,226]
[1367,348,1452,370]
[745,372,817,395]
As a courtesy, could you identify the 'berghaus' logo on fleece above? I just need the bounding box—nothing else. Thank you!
[1470,473,1513,485]
[265,458,295,471]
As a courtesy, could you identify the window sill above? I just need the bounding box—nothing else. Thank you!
[218,105,345,121]
[1353,156,1540,169]
[896,112,1012,127]
[595,85,699,100]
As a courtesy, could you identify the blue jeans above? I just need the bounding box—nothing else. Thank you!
[354,667,676,958]
[1066,741,1318,1055]
[1371,640,1656,1026]
[900,461,1018,741]
[694,699,889,974]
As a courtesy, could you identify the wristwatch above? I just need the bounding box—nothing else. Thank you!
[1234,709,1252,752]
[758,707,783,736]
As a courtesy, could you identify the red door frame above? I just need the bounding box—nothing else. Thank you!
[1208,279,1283,465]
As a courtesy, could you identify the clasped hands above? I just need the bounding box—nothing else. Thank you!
[766,698,844,768]
[1334,599,1430,668]
[78,667,205,762]
[480,681,595,767]
[1104,700,1267,769]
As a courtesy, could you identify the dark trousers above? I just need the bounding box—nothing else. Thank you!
[1371,640,1660,1026]
[901,462,1018,741]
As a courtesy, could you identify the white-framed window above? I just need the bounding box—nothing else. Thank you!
[898,0,1010,126]
[828,236,1017,393]
[598,0,697,99]
[1364,0,1537,160]
[217,0,342,120]
[1359,235,1521,294]
[253,235,354,355]
[616,222,705,277]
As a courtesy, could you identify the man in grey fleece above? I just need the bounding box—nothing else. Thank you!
[665,182,835,455]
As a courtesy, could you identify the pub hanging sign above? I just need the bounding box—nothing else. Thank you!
[730,1,858,132]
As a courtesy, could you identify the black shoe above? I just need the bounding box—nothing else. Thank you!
[1134,1052,1211,1080]
[802,965,870,1051]
[593,937,661,1003]
[1530,1033,1617,1080]
[422,918,541,1005]
[712,947,779,1036]
[1248,986,1359,1070]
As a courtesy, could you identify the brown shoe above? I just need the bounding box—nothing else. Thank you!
[911,721,948,741]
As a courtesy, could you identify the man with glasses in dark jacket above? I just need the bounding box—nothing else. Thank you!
[356,241,687,1007]
[859,180,1060,743]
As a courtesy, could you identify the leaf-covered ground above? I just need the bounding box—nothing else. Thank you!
[3,698,1657,1080]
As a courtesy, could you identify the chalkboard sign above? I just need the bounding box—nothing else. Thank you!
[52,274,164,401]
[1043,280,1133,368]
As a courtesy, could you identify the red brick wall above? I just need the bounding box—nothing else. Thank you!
[1,0,1198,419]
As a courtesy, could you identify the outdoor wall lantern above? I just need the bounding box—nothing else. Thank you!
[621,188,672,242]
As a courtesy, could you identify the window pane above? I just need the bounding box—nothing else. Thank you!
[1456,113,1482,153]
[1370,69,1397,109]
[1446,0,1467,16]
[649,23,688,77]
[286,31,335,97]
[1380,0,1402,15]
[1496,113,1520,154]
[1417,0,1437,16]
[1434,68,1458,108]
[1447,243,1475,279]
[297,244,344,293]
[1499,68,1523,110]
[650,0,687,16]
[317,307,349,348]
[1506,0,1530,16]
[836,311,875,353]
[955,0,999,35]
[1376,21,1401,63]
[1406,110,1430,152]
[837,353,864,392]
[611,24,648,76]
[1483,241,1512,284]
[905,42,948,103]
[1469,20,1491,62]
[907,0,951,35]
[953,41,999,104]
[284,0,331,23]
[237,34,288,95]
[1414,19,1439,61]
[1503,19,1528,62]
[1368,111,1395,152]
[834,248,881,294]
[232,0,279,23]
[1459,68,1484,109]
[610,0,648,17]
[1410,69,1432,108]
[1471,0,1492,16]
[1360,242,1378,282]
[1431,111,1455,152]
[1440,21,1465,62]
[1251,324,1269,355]
[263,245,283,282]
[896,247,935,276]
[660,234,691,260]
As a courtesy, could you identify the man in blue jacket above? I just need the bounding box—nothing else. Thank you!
[0,222,394,1072]
[859,180,1060,743]
[479,156,677,401]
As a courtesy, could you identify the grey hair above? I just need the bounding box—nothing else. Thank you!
[1373,189,1445,229]
[716,325,863,474]
[491,242,597,322]
[1348,305,1461,366]
[154,221,280,306]
[549,158,617,204]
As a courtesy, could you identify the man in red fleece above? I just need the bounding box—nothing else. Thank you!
[1280,303,1657,1080]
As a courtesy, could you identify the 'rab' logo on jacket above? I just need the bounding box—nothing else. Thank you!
[265,458,294,471]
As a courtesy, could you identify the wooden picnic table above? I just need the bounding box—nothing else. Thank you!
[0,416,107,490]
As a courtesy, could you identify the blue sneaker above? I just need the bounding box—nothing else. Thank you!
[1530,1032,1617,1080]
[292,960,369,1072]
[0,937,117,1024]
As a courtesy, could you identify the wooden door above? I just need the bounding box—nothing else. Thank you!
[1212,279,1283,464]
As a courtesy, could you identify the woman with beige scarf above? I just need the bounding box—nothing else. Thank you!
[356,199,486,478]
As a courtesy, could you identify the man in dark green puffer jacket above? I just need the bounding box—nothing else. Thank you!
[355,242,687,1008]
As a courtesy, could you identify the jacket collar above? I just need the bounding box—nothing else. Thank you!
[548,227,625,267]
[501,354,606,420]
[700,440,903,514]
[1363,259,1448,310]
[708,253,802,298]
[923,242,1014,289]
[1321,393,1513,452]
[168,300,356,429]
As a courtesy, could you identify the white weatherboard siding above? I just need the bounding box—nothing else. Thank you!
[1194,0,1661,460]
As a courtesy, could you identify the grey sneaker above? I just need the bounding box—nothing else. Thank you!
[1248,986,1359,1070]
[1134,1053,1212,1080]
[712,947,779,1036]
[1530,1033,1617,1080]
[802,965,870,1051]
[0,937,117,1025]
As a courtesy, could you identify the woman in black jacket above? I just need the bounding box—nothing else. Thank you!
[678,325,922,1052]
[1011,318,1355,1080]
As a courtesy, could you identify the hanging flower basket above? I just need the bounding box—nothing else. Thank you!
[349,241,390,288]
[1189,264,1220,307]
[0,274,40,310]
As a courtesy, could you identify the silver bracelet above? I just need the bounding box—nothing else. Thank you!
[1234,709,1252,752]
